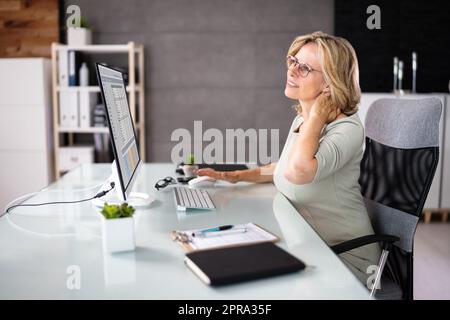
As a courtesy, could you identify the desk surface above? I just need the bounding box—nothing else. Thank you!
[0,164,370,299]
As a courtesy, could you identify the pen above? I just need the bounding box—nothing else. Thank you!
[191,226,247,237]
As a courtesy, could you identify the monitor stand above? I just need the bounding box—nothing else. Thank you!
[91,161,154,209]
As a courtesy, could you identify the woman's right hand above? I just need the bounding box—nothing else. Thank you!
[195,168,240,184]
[310,91,341,125]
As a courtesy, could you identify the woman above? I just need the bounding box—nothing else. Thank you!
[196,31,380,285]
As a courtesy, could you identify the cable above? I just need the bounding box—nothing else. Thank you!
[1,182,115,218]
[5,214,102,239]
[2,181,108,219]
[41,181,104,193]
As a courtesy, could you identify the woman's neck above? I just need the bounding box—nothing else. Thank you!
[299,98,348,123]
[299,99,314,122]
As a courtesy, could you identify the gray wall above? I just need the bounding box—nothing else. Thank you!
[64,0,334,163]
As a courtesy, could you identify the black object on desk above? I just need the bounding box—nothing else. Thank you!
[197,163,249,171]
[176,163,249,175]
[184,242,305,286]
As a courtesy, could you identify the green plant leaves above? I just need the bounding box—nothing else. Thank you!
[101,202,135,219]
[186,153,195,165]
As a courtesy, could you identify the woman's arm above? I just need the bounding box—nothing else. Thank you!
[284,93,340,185]
[239,162,277,183]
[284,118,322,184]
[196,162,277,184]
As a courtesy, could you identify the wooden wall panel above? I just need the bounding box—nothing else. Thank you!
[0,0,59,58]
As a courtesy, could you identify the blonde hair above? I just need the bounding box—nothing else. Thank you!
[287,31,361,115]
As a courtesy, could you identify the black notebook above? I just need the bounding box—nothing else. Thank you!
[184,242,305,286]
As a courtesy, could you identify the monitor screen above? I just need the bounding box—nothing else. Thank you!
[96,64,140,198]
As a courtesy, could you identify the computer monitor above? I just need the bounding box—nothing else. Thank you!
[93,63,152,208]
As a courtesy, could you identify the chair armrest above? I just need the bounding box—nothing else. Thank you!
[330,234,400,255]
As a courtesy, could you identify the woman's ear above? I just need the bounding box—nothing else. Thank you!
[322,84,330,94]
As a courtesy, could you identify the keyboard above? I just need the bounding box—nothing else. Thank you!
[173,186,216,211]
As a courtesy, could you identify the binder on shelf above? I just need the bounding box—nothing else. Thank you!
[79,92,97,128]
[58,50,69,87]
[68,50,81,86]
[61,91,79,128]
[93,103,110,162]
[68,50,75,86]
[93,103,107,127]
[59,91,70,127]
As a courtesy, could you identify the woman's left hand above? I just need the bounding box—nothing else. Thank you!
[310,92,341,125]
[195,168,241,183]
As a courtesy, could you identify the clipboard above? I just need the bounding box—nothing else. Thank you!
[170,223,280,253]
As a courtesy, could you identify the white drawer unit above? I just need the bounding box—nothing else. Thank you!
[0,58,53,210]
[59,146,94,172]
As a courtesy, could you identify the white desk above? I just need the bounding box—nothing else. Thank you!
[0,164,370,299]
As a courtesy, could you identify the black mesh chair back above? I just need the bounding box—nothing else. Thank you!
[359,97,442,299]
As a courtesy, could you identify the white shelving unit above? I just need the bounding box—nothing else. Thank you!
[51,42,145,178]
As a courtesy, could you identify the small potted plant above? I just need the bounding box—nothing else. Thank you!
[67,16,92,46]
[182,153,198,177]
[100,202,136,253]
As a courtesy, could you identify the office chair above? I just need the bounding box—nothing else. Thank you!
[330,97,442,300]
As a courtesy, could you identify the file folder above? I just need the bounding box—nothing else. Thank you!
[171,223,279,252]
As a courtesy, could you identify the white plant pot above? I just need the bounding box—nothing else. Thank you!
[182,164,199,177]
[101,216,135,253]
[67,27,92,46]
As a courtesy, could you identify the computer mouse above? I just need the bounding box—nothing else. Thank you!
[188,176,216,188]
